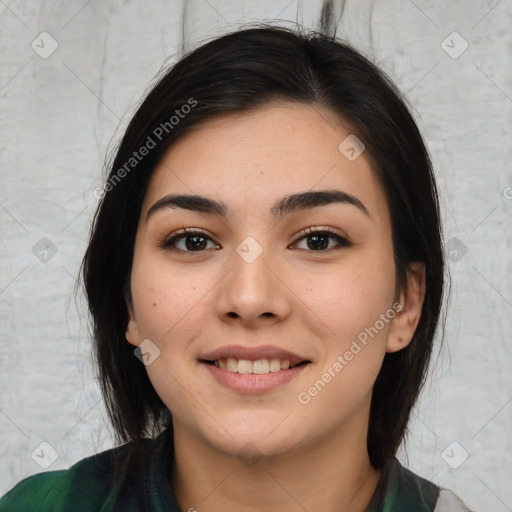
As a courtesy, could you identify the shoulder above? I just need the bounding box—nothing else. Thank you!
[372,459,472,511]
[434,488,474,511]
[391,460,473,512]
[0,441,143,512]
[0,469,75,512]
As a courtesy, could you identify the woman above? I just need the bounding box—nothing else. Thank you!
[0,25,472,511]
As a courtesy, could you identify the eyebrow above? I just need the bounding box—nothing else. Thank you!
[146,189,370,221]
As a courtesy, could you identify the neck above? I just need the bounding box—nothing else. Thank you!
[171,409,381,512]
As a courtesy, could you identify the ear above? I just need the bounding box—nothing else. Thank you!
[125,304,141,347]
[386,262,426,353]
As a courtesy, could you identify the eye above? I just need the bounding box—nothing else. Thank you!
[159,228,221,252]
[291,228,352,251]
[158,227,350,253]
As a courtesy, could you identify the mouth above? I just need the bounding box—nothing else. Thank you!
[200,357,311,375]
[198,345,312,392]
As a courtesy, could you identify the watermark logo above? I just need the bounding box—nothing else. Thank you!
[32,237,58,263]
[237,442,262,468]
[134,339,161,366]
[446,237,468,263]
[338,134,366,161]
[31,32,59,59]
[236,236,263,264]
[441,31,469,59]
[441,441,469,469]
[31,441,58,469]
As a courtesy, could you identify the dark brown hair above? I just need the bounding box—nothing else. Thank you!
[81,24,446,476]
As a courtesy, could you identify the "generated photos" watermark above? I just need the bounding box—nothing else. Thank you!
[297,301,403,405]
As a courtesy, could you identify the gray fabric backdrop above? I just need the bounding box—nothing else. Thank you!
[1,1,511,510]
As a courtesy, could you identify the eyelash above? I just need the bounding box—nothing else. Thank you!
[158,226,352,253]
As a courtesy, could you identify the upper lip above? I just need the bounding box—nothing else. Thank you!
[199,345,310,367]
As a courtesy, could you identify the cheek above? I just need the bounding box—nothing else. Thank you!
[296,251,396,398]
[297,270,395,412]
[303,258,396,336]
[129,260,213,415]
[130,257,210,342]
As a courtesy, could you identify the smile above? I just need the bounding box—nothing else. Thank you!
[198,345,312,393]
[207,357,308,374]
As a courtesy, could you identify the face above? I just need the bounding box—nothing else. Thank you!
[126,102,423,459]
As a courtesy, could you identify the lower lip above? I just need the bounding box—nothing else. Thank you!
[201,362,310,393]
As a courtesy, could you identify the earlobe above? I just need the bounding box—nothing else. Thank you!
[125,310,140,347]
[386,262,426,353]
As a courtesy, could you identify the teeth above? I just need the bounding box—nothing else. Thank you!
[237,359,253,374]
[253,359,269,374]
[269,358,281,372]
[213,357,296,374]
[226,357,238,372]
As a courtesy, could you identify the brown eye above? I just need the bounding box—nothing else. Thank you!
[292,229,352,251]
[160,230,220,252]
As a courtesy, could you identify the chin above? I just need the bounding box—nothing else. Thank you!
[200,414,306,461]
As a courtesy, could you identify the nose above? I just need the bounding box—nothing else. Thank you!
[214,243,291,328]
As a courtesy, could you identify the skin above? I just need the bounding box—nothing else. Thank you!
[126,102,425,512]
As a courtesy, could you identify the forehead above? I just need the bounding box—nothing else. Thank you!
[141,102,388,221]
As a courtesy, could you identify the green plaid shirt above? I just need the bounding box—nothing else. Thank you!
[0,428,471,511]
